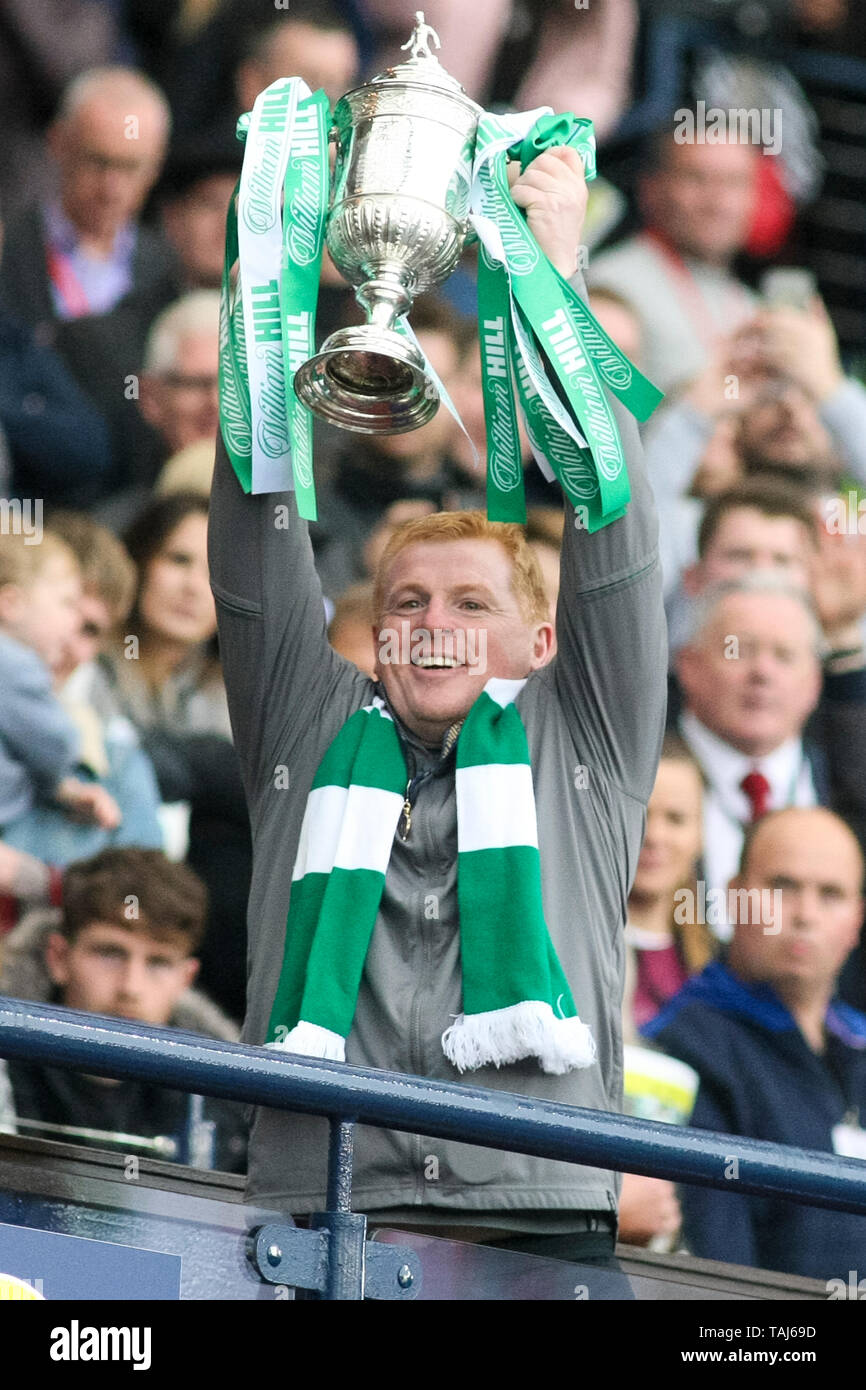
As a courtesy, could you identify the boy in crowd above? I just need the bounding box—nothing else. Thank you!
[0,846,247,1172]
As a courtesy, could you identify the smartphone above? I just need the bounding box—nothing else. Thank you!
[759,267,818,311]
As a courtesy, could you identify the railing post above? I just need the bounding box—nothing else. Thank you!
[309,1118,367,1300]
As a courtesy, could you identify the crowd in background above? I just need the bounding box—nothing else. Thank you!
[0,0,865,1284]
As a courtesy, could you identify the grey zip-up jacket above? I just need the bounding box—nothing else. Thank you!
[208,300,667,1223]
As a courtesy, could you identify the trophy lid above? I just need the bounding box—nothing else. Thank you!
[370,10,468,95]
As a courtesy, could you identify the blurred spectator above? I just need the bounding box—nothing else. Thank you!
[155,440,215,497]
[103,492,227,736]
[664,477,819,652]
[0,2,120,224]
[0,67,172,340]
[588,288,644,370]
[93,289,220,530]
[139,291,220,459]
[0,529,121,854]
[2,512,163,874]
[164,0,362,147]
[328,581,377,680]
[588,125,758,393]
[674,571,866,912]
[0,846,247,1171]
[96,493,249,1023]
[624,733,715,1036]
[370,0,638,144]
[645,297,866,517]
[54,135,240,507]
[361,499,437,582]
[234,9,359,113]
[524,507,565,626]
[0,192,114,508]
[646,807,866,1281]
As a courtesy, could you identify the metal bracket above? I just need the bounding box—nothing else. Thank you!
[250,1222,420,1300]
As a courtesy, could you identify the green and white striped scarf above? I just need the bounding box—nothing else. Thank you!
[266,677,596,1074]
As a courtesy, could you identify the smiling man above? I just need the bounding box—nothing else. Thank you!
[208,148,667,1271]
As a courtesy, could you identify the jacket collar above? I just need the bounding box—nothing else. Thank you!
[645,959,866,1050]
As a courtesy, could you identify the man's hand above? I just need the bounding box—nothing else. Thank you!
[686,322,772,417]
[618,1172,682,1246]
[507,145,588,279]
[810,522,866,658]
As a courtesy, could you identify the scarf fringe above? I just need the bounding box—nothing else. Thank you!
[265,1021,346,1062]
[441,1001,596,1075]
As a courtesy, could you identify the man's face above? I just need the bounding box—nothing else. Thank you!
[374,538,552,744]
[738,383,836,474]
[54,590,114,686]
[729,812,863,993]
[677,592,822,757]
[696,509,814,591]
[52,96,167,241]
[46,923,199,1026]
[140,333,220,453]
[161,174,238,288]
[237,23,359,110]
[640,140,757,265]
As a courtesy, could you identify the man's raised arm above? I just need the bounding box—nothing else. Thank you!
[509,146,667,801]
[208,431,352,802]
[552,281,668,804]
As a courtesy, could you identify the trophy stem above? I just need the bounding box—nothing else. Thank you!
[356,270,413,333]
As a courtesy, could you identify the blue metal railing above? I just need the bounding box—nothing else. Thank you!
[2,995,866,1217]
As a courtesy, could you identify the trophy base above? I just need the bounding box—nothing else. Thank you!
[293,327,439,435]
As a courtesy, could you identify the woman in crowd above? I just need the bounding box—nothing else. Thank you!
[623,732,716,1038]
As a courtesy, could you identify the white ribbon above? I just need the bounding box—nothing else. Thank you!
[237,78,310,493]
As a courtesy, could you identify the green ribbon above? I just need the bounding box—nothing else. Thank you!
[474,112,663,530]
[477,245,526,522]
[218,183,253,492]
[508,111,598,179]
[218,82,328,519]
[280,88,331,520]
[220,95,662,530]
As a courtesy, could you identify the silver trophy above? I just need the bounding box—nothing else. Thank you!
[292,12,481,434]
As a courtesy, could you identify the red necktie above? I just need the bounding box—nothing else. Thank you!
[740,769,772,822]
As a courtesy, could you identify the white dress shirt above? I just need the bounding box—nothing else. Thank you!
[679,711,818,938]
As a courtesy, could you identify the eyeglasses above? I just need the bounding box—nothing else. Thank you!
[161,373,219,393]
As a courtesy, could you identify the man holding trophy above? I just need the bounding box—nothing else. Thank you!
[209,15,666,1279]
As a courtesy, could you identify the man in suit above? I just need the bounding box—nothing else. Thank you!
[0,66,172,344]
[675,571,866,916]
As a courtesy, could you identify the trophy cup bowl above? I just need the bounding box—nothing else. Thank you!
[292,17,482,434]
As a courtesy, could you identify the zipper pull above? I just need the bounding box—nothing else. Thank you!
[399,780,413,841]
